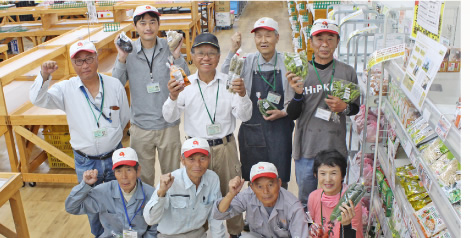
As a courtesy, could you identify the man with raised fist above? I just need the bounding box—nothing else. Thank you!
[143,138,226,237]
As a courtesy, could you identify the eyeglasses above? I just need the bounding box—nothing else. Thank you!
[73,56,96,66]
[194,52,219,59]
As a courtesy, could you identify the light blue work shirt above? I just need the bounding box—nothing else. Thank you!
[65,179,157,238]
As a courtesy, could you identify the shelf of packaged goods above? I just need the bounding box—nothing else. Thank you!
[384,60,460,161]
[382,98,461,238]
[372,190,392,238]
[357,72,379,107]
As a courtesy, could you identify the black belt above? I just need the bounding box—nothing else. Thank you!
[189,133,233,147]
[74,149,115,160]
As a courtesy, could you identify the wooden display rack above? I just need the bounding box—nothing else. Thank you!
[0,24,132,184]
[0,173,29,238]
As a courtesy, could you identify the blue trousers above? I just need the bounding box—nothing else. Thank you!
[295,157,318,211]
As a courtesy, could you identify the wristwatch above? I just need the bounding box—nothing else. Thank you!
[342,104,350,115]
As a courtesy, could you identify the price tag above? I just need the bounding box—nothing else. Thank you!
[422,108,431,122]
[435,115,451,140]
[409,154,417,167]
[390,160,396,188]
[404,140,412,157]
[421,169,433,191]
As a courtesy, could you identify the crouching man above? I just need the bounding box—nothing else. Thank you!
[213,162,308,238]
[65,148,157,238]
[143,138,226,238]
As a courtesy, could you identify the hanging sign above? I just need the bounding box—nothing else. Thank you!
[366,44,405,71]
[411,1,445,42]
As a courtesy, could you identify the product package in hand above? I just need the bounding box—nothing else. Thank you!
[309,223,326,238]
[167,63,190,87]
[256,92,277,117]
[227,49,245,93]
[331,79,360,104]
[166,30,183,52]
[284,51,308,81]
[116,32,133,53]
[330,183,366,222]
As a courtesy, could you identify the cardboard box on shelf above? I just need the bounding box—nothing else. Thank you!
[216,12,231,27]
[216,1,230,12]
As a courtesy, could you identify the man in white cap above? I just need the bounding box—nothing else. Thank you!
[143,137,226,238]
[65,147,157,238]
[221,17,295,195]
[30,39,130,236]
[213,162,308,238]
[286,19,360,209]
[112,5,190,187]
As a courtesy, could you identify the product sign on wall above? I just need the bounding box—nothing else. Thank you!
[411,1,445,42]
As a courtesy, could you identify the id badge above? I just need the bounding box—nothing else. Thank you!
[123,229,138,238]
[93,128,107,138]
[266,91,281,104]
[315,107,332,121]
[146,82,160,93]
[206,123,222,136]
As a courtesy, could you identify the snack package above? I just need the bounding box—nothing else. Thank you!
[227,50,245,93]
[168,64,190,87]
[414,203,446,237]
[331,79,360,104]
[410,196,432,211]
[438,158,460,187]
[330,183,366,221]
[116,32,133,53]
[403,179,427,197]
[166,30,183,52]
[442,180,461,204]
[284,51,308,82]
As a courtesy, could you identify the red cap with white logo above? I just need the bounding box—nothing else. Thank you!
[112,148,139,170]
[133,5,161,19]
[69,40,97,58]
[310,19,339,37]
[251,17,279,33]
[181,138,210,158]
[250,162,278,182]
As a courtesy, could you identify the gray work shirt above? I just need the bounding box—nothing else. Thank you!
[221,51,295,111]
[213,187,308,238]
[112,37,190,130]
[65,180,157,238]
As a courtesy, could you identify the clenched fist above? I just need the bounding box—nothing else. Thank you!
[231,32,242,53]
[41,61,59,80]
[83,169,98,186]
[157,173,175,197]
[228,176,245,197]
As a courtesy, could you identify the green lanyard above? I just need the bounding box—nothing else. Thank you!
[313,60,336,99]
[320,185,343,227]
[197,78,219,124]
[257,52,277,91]
[81,75,105,128]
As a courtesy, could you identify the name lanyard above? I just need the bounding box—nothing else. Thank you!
[141,41,157,81]
[197,79,219,124]
[313,60,336,99]
[257,52,277,91]
[320,185,343,227]
[79,74,111,128]
[118,179,146,230]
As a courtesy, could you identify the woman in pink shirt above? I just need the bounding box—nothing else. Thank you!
[307,150,363,238]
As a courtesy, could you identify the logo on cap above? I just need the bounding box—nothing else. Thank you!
[193,140,199,145]
[259,166,264,169]
[322,21,328,26]
[78,42,83,47]
[260,20,265,23]
[119,152,125,156]
[146,5,151,9]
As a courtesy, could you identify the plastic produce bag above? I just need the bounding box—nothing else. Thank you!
[166,30,183,52]
[438,158,460,187]
[443,180,461,203]
[168,64,190,87]
[116,32,133,53]
[227,50,245,93]
[257,99,277,117]
[330,183,366,221]
[331,79,360,104]
[309,223,326,238]
[284,51,308,81]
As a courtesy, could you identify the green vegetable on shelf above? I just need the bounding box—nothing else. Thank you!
[284,51,308,82]
[330,183,366,221]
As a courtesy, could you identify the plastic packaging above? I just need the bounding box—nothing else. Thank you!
[308,223,325,238]
[438,158,460,187]
[284,51,308,81]
[169,64,190,87]
[331,79,360,104]
[166,30,183,52]
[227,50,244,93]
[257,98,277,117]
[442,180,461,203]
[116,32,133,53]
[410,196,432,211]
[414,203,446,237]
[403,179,427,197]
[330,183,366,221]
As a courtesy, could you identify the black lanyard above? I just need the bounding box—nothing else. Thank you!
[313,60,336,99]
[141,41,157,81]
[79,74,111,128]
[257,52,277,91]
[197,78,219,124]
[118,179,146,231]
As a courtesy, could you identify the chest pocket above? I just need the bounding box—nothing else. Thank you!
[170,195,189,209]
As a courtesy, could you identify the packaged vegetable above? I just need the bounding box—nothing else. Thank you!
[257,92,277,117]
[330,183,366,221]
[284,51,308,82]
[166,30,183,52]
[421,139,449,164]
[438,158,460,187]
[403,179,427,197]
[414,203,446,237]
[116,32,133,53]
[429,152,452,175]
[331,79,360,104]
[410,196,432,211]
[227,51,245,93]
[169,64,190,87]
[442,180,461,203]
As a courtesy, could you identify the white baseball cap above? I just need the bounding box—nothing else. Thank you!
[181,138,210,158]
[112,148,139,170]
[69,40,97,58]
[310,19,339,37]
[251,17,279,33]
[250,162,278,182]
[133,5,161,19]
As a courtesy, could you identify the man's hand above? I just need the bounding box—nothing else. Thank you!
[157,173,175,197]
[114,34,129,64]
[339,200,356,226]
[83,169,98,186]
[324,95,347,113]
[228,176,244,197]
[168,78,184,101]
[171,37,184,59]
[231,32,242,53]
[263,109,287,121]
[231,78,246,97]
[41,61,59,80]
[286,71,304,94]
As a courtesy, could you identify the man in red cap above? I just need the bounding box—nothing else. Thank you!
[65,148,157,238]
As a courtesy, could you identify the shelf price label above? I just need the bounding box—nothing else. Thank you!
[422,107,431,122]
[404,140,413,157]
[417,163,433,191]
[435,115,451,140]
[409,154,417,168]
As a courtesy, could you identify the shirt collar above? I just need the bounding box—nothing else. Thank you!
[194,69,223,86]
[257,51,278,66]
[182,167,208,190]
[76,74,103,93]
[112,179,144,200]
[135,37,163,54]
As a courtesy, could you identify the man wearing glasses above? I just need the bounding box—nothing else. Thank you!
[162,33,251,237]
[30,40,130,237]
